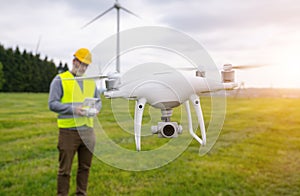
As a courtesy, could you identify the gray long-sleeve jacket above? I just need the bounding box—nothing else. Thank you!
[48,73,101,126]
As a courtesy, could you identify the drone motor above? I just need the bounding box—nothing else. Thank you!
[221,64,235,83]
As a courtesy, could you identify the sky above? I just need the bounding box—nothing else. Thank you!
[1,0,300,88]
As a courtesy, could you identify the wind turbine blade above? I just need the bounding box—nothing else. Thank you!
[35,35,42,54]
[120,6,141,18]
[81,6,115,29]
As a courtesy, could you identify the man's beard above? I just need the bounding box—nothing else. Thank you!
[75,70,85,76]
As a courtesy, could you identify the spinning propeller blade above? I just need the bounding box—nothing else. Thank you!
[231,64,267,70]
[63,75,108,80]
[176,67,198,71]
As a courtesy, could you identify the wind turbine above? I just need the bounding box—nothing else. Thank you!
[81,0,140,73]
[35,35,42,55]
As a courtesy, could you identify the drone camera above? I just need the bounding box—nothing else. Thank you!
[151,122,182,138]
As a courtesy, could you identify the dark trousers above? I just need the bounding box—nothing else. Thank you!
[57,128,95,196]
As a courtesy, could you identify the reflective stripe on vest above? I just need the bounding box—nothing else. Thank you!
[57,71,96,128]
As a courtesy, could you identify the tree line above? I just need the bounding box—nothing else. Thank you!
[0,44,69,92]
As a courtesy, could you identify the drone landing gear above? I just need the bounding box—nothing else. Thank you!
[133,95,206,152]
[134,98,146,151]
[184,94,206,145]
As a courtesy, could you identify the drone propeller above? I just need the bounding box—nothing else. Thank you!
[177,64,266,71]
[176,67,198,71]
[231,64,267,70]
[63,75,108,80]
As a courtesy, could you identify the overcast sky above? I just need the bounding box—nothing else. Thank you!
[1,0,300,88]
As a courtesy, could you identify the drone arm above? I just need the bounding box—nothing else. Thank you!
[134,98,147,151]
[190,94,206,145]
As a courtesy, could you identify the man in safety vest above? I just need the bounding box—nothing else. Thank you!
[49,48,101,196]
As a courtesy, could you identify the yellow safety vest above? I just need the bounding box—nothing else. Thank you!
[57,71,96,128]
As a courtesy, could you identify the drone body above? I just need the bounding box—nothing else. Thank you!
[103,63,238,151]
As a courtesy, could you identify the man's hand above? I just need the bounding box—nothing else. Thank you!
[86,108,99,117]
[74,106,86,116]
[74,106,99,117]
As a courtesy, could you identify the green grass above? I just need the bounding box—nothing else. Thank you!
[0,93,300,195]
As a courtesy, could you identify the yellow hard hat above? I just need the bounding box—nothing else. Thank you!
[74,48,92,64]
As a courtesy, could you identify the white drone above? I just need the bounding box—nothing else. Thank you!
[78,0,261,151]
[103,63,254,151]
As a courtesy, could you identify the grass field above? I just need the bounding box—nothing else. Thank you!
[0,93,300,195]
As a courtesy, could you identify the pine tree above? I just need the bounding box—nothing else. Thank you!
[0,43,59,92]
[57,61,64,73]
[63,63,69,72]
[0,62,5,90]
